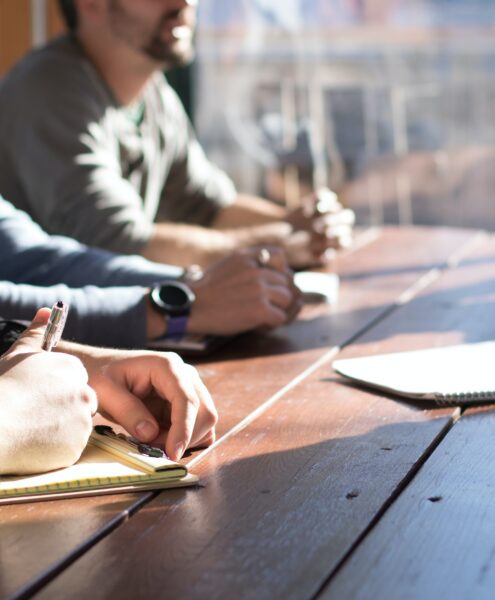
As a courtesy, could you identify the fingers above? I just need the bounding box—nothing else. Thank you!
[265,281,302,324]
[151,426,215,458]
[314,208,356,231]
[248,259,303,326]
[315,187,342,214]
[84,385,99,416]
[164,361,217,460]
[6,307,52,356]
[184,364,218,447]
[31,307,52,325]
[290,188,356,259]
[311,226,353,256]
[285,286,304,323]
[167,382,199,460]
[189,245,302,334]
[100,383,160,443]
[144,355,217,461]
[311,206,354,249]
[300,204,354,263]
[88,353,215,459]
[248,246,299,308]
[243,245,289,274]
[260,294,303,329]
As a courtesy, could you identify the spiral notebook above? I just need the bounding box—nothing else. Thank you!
[333,341,495,405]
[0,427,198,505]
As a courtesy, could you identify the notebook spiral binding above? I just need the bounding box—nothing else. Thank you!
[434,391,495,405]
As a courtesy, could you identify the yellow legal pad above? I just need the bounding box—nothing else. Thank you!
[0,431,198,505]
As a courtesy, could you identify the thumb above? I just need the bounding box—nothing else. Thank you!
[6,308,52,356]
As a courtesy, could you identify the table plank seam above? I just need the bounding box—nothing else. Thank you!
[24,231,480,598]
[13,228,486,600]
[312,408,462,600]
[4,493,156,600]
[189,230,484,470]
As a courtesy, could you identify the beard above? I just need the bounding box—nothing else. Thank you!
[142,25,195,67]
[108,0,195,67]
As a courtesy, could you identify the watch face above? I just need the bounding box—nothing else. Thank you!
[151,282,195,317]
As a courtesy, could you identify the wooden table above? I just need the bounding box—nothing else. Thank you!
[3,225,495,600]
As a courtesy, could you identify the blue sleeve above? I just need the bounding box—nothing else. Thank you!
[0,281,149,348]
[0,197,184,347]
[0,197,183,287]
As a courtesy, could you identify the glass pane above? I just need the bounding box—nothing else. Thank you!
[194,0,495,229]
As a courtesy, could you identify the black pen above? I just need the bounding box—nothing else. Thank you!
[41,301,68,351]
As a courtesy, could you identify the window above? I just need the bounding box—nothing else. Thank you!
[194,0,495,229]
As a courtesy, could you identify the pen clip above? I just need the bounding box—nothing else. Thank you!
[94,425,165,459]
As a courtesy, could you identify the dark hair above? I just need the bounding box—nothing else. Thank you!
[58,0,79,30]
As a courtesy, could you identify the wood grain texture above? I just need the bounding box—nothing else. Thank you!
[194,226,480,439]
[0,493,148,599]
[34,366,457,600]
[0,227,482,599]
[316,234,495,599]
[334,231,495,361]
[34,229,492,600]
[322,407,495,600]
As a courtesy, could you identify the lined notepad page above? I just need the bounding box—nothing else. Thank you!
[0,444,185,497]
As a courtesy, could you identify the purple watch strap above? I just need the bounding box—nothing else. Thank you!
[166,315,189,338]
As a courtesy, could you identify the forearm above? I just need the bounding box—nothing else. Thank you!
[0,281,150,348]
[141,222,237,267]
[0,198,183,287]
[44,250,183,288]
[142,216,294,269]
[211,194,288,229]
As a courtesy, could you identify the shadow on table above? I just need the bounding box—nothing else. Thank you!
[4,402,495,599]
[67,407,495,599]
[196,272,495,364]
[339,251,495,282]
[324,377,495,412]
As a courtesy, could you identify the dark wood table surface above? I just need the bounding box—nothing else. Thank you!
[3,225,495,600]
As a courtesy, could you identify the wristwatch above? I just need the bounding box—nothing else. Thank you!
[149,281,196,337]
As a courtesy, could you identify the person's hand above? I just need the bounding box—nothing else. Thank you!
[285,188,355,267]
[0,308,97,475]
[186,246,303,336]
[62,345,218,462]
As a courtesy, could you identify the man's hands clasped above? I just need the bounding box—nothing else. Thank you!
[285,188,355,268]
[187,246,303,336]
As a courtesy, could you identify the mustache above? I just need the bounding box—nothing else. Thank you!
[154,7,195,39]
[162,7,190,22]
[166,9,181,20]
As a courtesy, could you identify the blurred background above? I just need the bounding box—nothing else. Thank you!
[2,0,495,229]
